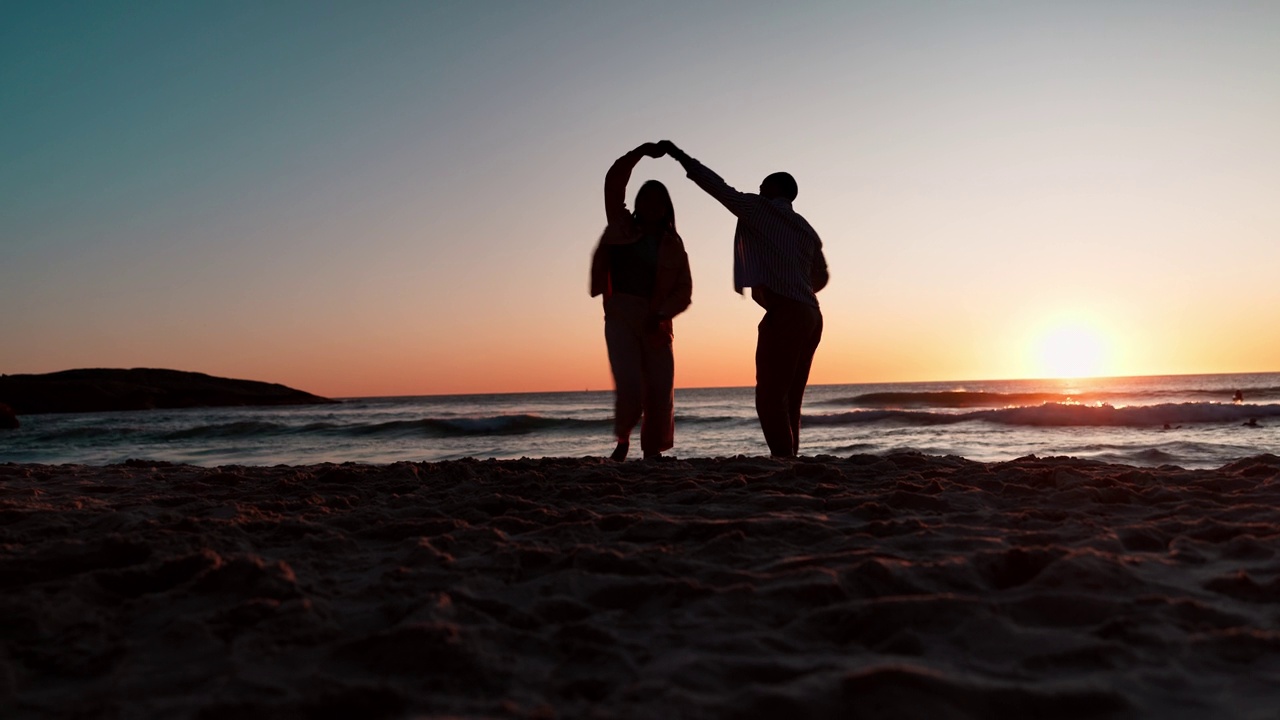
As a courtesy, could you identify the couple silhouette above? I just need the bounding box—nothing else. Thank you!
[591,141,829,461]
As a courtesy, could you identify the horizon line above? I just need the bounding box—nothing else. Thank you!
[342,369,1280,401]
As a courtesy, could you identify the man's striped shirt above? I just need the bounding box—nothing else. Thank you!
[685,160,825,308]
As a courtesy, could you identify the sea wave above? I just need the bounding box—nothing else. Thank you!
[33,426,141,441]
[1045,441,1265,467]
[387,415,610,437]
[405,413,742,437]
[804,402,1280,428]
[23,413,752,445]
[155,415,617,439]
[818,386,1280,409]
[18,402,1279,450]
[1179,386,1280,399]
[816,391,1093,409]
[162,421,289,440]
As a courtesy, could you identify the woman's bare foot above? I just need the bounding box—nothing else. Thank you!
[610,441,629,462]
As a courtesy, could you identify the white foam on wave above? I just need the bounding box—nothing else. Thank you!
[805,402,1280,428]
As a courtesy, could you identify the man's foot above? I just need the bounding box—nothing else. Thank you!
[643,451,663,461]
[610,441,629,462]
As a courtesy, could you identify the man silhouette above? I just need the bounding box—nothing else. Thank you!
[659,140,829,457]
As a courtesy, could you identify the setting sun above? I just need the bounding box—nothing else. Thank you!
[1033,323,1110,379]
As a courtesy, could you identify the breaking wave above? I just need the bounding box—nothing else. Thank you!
[162,421,289,439]
[817,387,1280,410]
[804,403,1280,428]
[375,415,610,437]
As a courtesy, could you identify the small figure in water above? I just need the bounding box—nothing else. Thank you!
[1243,418,1260,428]
[1233,389,1244,404]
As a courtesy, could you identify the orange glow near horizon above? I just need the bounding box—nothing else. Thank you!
[5,5,1280,398]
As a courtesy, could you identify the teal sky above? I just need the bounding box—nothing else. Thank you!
[4,1,1279,396]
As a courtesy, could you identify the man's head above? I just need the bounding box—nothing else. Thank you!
[759,172,798,201]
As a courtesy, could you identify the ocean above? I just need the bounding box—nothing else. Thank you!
[3,373,1279,468]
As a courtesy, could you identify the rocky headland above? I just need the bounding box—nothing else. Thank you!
[0,368,337,416]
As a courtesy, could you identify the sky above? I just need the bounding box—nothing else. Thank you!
[3,0,1279,397]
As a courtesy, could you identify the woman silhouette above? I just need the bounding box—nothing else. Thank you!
[590,143,693,461]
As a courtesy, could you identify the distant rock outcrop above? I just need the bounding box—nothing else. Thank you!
[0,402,18,429]
[0,368,338,415]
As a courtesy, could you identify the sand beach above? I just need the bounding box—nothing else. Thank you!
[3,453,1280,718]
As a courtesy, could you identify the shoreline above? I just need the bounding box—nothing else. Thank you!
[4,453,1280,717]
[4,448,1280,469]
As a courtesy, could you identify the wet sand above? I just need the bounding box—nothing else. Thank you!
[3,453,1280,718]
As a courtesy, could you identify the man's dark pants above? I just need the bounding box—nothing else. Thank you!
[754,293,823,457]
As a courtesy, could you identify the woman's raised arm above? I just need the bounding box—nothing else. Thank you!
[605,143,662,226]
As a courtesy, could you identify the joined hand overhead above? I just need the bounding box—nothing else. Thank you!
[637,142,665,158]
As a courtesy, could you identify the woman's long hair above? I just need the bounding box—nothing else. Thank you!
[633,180,677,234]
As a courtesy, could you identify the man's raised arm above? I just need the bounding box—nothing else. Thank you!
[658,141,755,218]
